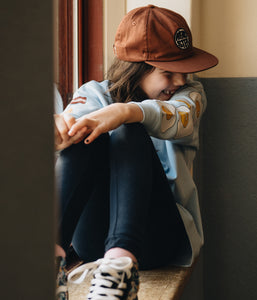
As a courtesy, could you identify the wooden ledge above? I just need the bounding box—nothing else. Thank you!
[138,265,194,300]
[67,263,195,300]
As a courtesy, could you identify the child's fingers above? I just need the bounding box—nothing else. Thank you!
[54,114,70,142]
[72,127,89,144]
[54,125,63,145]
[73,137,85,144]
[69,118,96,136]
[55,244,66,258]
[63,113,76,129]
[55,135,63,150]
[84,126,102,144]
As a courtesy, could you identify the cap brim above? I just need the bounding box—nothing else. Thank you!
[146,48,218,73]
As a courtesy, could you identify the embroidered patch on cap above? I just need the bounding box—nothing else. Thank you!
[174,28,190,50]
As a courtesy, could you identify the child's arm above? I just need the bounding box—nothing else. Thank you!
[67,80,206,146]
[131,80,207,147]
[62,80,112,119]
[68,103,143,144]
[54,80,113,149]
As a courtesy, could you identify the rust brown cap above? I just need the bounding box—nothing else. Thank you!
[114,5,218,73]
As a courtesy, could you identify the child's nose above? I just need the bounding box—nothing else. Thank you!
[172,73,187,86]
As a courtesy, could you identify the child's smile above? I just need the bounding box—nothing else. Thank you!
[140,68,187,101]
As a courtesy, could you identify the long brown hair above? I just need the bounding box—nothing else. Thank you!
[107,57,154,103]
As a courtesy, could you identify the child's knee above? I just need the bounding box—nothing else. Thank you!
[110,123,147,144]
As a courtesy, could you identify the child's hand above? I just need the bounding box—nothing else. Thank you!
[55,244,66,257]
[67,104,126,144]
[68,103,143,144]
[54,113,87,150]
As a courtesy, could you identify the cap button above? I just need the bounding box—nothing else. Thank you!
[148,5,155,8]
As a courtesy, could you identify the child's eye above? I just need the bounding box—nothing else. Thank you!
[163,72,173,78]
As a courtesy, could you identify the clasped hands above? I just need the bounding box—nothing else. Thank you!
[54,103,142,151]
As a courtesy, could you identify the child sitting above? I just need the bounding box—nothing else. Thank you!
[55,5,218,300]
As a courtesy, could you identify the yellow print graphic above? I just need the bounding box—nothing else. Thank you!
[176,100,191,109]
[161,105,174,120]
[195,100,200,118]
[158,102,176,132]
[189,92,202,119]
[178,111,189,128]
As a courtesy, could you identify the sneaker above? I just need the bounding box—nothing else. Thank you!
[56,257,69,300]
[68,257,139,300]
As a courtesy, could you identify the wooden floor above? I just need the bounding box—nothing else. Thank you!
[68,264,194,300]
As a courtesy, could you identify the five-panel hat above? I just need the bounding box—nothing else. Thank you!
[114,5,218,73]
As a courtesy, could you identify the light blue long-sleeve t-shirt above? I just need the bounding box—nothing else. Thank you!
[64,79,206,266]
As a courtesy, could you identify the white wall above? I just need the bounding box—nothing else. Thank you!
[103,0,126,74]
[126,0,194,25]
[200,0,257,77]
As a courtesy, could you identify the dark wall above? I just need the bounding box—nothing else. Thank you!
[199,78,257,300]
[0,1,55,299]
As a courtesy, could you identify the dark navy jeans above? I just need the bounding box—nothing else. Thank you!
[56,123,189,269]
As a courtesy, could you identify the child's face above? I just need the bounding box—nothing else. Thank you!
[139,68,187,100]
